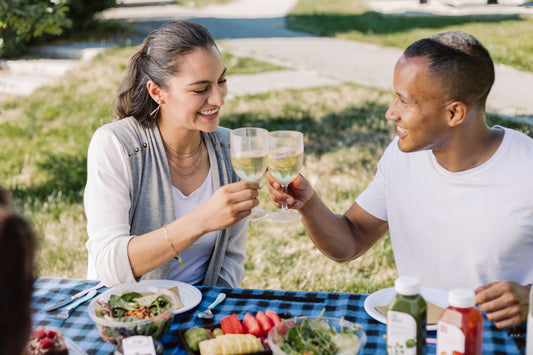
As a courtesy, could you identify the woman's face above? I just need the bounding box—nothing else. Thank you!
[158,45,227,133]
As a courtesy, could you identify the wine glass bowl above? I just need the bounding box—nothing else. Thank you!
[268,130,304,222]
[230,127,269,221]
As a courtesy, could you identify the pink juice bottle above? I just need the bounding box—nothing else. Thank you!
[437,289,484,355]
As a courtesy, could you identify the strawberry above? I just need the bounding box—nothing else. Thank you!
[46,329,57,339]
[255,311,274,335]
[241,313,262,337]
[265,309,282,325]
[221,313,244,334]
[40,338,54,349]
[32,328,46,340]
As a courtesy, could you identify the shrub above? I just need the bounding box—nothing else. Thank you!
[0,0,71,58]
[63,0,117,32]
[0,0,117,58]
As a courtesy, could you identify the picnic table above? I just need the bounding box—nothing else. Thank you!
[31,277,524,354]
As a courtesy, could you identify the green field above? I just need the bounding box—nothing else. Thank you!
[287,0,533,72]
[1,0,532,293]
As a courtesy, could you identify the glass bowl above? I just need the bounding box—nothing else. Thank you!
[88,283,178,345]
[267,316,366,355]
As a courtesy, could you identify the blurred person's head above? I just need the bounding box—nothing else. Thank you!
[0,186,36,355]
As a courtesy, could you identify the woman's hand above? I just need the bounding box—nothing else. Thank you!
[475,281,530,328]
[266,172,314,210]
[198,180,260,232]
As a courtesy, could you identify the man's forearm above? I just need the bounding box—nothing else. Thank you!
[299,192,361,262]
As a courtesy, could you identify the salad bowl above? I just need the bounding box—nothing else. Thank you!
[87,283,178,345]
[267,315,366,355]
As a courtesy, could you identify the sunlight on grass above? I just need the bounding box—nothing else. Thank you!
[288,0,533,72]
[174,0,233,7]
[1,36,531,294]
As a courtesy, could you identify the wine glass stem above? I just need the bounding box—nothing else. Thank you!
[281,185,290,213]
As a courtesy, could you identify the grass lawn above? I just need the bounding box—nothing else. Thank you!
[287,0,533,72]
[2,1,532,293]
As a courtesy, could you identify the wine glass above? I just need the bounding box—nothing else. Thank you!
[267,130,304,222]
[230,127,269,221]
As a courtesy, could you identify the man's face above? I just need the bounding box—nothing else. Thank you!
[385,55,452,153]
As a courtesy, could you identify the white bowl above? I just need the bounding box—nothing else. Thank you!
[267,316,366,355]
[88,283,178,345]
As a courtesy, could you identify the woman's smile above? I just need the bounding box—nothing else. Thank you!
[199,107,220,120]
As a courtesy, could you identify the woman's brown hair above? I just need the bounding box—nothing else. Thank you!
[115,20,217,127]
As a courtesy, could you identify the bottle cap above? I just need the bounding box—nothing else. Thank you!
[394,276,421,296]
[448,288,476,308]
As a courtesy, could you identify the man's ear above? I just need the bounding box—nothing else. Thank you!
[446,101,467,127]
[146,80,163,103]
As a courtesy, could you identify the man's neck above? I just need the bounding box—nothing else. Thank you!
[433,125,504,172]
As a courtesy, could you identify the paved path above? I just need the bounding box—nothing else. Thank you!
[1,0,532,122]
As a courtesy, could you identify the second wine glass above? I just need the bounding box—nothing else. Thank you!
[230,127,269,221]
[268,130,304,222]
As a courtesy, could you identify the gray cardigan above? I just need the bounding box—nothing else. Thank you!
[106,117,247,287]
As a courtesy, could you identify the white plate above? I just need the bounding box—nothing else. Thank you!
[64,337,88,355]
[364,286,448,331]
[138,279,202,314]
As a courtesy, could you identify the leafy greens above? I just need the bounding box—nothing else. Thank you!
[281,311,362,355]
[96,291,172,322]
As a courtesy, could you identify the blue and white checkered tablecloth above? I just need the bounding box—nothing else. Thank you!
[31,277,524,355]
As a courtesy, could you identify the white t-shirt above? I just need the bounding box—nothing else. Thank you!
[356,126,533,290]
[85,131,217,284]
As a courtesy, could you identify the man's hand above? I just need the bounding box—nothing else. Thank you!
[266,172,314,210]
[475,281,530,329]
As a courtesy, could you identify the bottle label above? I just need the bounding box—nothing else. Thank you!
[387,310,417,355]
[437,321,465,354]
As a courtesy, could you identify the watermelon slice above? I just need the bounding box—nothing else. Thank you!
[221,313,244,334]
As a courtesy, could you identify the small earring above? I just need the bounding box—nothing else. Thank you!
[150,98,161,117]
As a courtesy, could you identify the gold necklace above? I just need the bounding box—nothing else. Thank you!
[164,137,204,178]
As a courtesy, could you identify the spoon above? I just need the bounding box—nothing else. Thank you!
[197,292,226,319]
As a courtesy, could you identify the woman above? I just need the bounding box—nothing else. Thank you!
[84,21,260,287]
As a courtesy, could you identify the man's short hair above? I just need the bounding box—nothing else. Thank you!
[404,31,494,107]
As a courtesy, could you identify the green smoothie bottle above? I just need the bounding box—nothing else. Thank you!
[386,276,427,355]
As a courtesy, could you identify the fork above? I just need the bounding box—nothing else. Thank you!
[51,289,98,320]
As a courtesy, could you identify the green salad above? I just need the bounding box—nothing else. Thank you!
[281,311,362,355]
[96,291,173,321]
[94,291,174,344]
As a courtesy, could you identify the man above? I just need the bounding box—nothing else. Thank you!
[267,31,532,329]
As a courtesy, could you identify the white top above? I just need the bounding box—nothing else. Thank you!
[356,126,533,290]
[168,173,217,284]
[84,131,217,284]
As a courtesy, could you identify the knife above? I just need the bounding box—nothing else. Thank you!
[44,281,105,312]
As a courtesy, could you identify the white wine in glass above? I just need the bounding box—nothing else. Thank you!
[268,130,304,222]
[230,127,269,221]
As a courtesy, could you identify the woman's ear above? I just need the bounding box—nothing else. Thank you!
[446,101,467,127]
[146,80,163,103]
